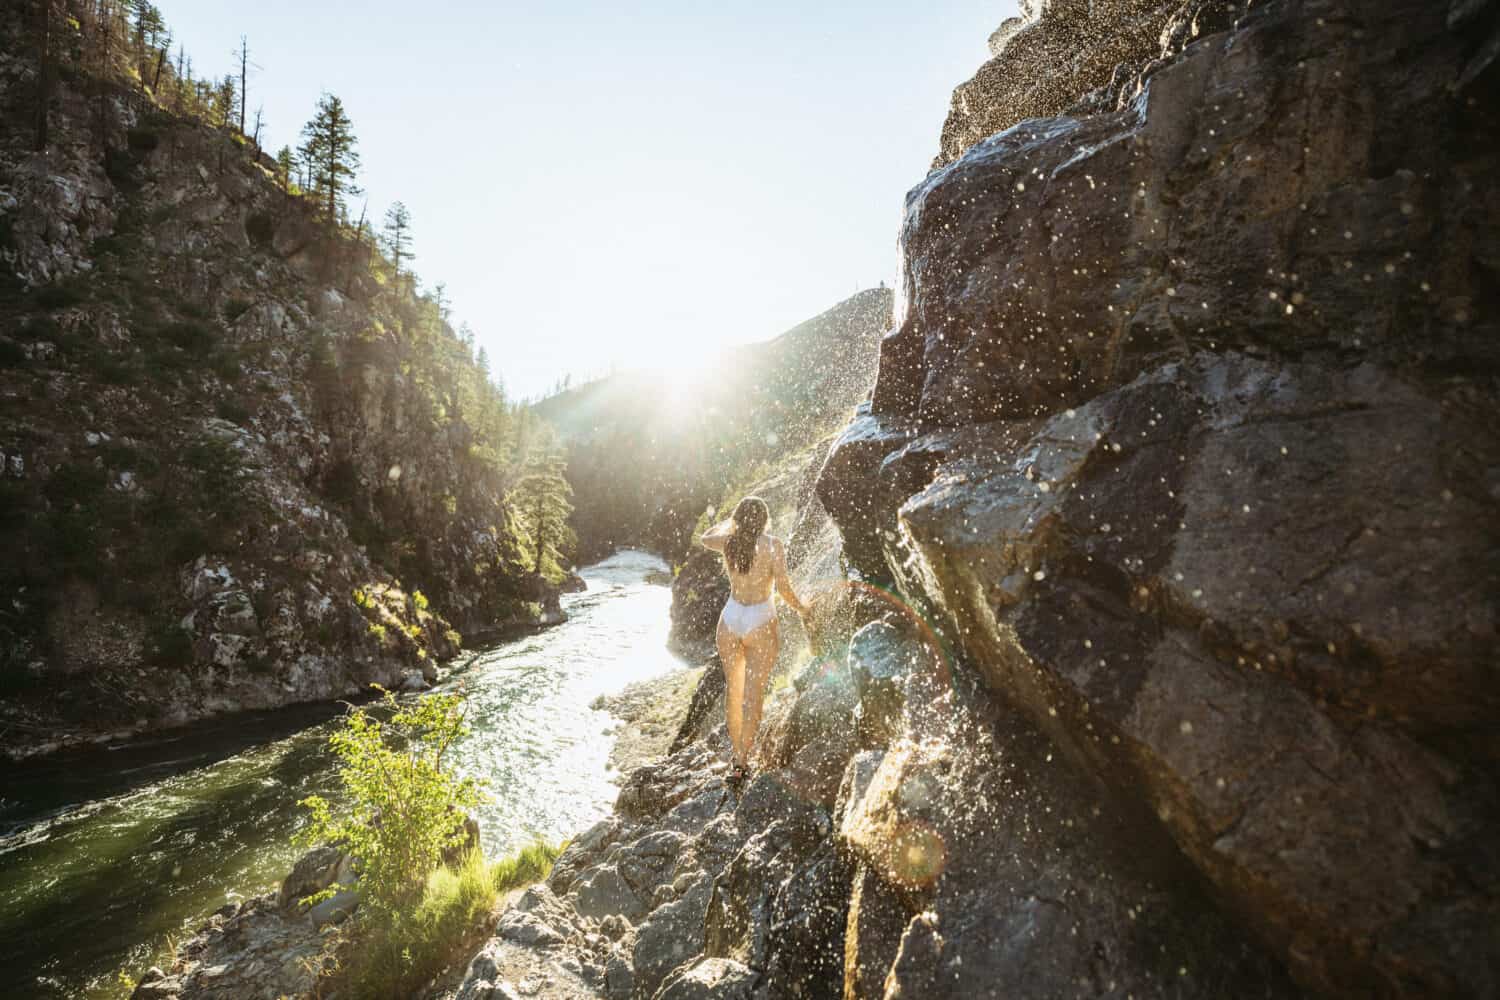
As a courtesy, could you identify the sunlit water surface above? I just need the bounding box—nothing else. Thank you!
[0,551,683,998]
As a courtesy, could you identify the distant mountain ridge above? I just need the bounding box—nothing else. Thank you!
[534,286,893,562]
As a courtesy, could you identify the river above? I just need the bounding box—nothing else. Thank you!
[0,550,686,999]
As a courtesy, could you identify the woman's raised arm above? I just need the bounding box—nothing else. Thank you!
[699,518,734,552]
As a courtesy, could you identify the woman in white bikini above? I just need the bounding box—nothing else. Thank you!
[699,496,809,786]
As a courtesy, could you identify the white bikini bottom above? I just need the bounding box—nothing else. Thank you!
[721,596,775,637]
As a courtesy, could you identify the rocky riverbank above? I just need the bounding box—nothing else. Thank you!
[595,668,706,775]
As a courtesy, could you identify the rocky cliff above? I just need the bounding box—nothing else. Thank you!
[818,0,1499,996]
[125,1,1498,997]
[0,8,557,757]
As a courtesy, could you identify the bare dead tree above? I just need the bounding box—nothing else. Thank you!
[237,35,249,133]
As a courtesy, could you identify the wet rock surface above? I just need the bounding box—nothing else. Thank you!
[818,0,1500,995]
[439,594,1294,1000]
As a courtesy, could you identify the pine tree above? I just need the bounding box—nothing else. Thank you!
[275,145,295,191]
[509,458,575,576]
[212,74,237,129]
[299,93,361,221]
[382,201,413,279]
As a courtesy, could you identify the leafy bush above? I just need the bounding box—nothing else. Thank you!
[296,688,487,920]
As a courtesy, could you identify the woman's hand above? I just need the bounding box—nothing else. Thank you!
[699,518,734,552]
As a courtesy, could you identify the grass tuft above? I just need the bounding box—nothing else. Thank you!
[341,840,563,999]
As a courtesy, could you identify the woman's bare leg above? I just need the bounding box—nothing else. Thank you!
[740,620,779,767]
[716,619,747,765]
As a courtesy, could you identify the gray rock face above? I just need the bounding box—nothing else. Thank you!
[817,0,1500,995]
[633,878,714,998]
[127,893,330,1000]
[654,958,760,1000]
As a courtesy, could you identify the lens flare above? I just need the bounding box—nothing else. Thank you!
[885,819,947,889]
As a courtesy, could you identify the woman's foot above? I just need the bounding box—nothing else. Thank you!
[727,761,750,791]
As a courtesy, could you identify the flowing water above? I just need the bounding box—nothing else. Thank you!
[0,550,686,999]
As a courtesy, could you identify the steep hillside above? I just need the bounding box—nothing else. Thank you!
[0,6,559,757]
[534,287,891,564]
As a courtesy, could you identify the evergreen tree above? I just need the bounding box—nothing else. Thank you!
[382,201,413,279]
[275,145,295,191]
[509,458,575,576]
[299,92,361,221]
[212,74,237,129]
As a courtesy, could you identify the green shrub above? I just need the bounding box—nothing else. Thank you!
[98,357,134,385]
[35,282,84,310]
[245,212,276,248]
[211,349,242,382]
[223,297,253,322]
[16,317,59,341]
[164,320,215,355]
[125,127,160,153]
[215,397,252,425]
[184,437,245,514]
[44,462,107,507]
[147,618,193,666]
[0,340,28,369]
[295,688,487,920]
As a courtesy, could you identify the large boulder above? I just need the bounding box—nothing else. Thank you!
[817,0,1500,994]
[837,713,1296,1000]
[654,958,760,1000]
[633,878,715,999]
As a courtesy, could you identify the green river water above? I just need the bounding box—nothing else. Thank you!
[0,550,685,998]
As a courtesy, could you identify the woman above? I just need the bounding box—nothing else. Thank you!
[699,496,809,786]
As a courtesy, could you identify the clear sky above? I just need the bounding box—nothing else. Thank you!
[155,1,1017,399]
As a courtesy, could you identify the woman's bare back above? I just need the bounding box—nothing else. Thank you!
[724,534,780,605]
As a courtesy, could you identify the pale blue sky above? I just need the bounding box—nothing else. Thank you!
[155,1,1016,398]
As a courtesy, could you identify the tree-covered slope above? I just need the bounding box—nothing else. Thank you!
[533,286,892,563]
[0,2,564,756]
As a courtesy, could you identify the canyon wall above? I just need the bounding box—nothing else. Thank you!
[818,0,1499,995]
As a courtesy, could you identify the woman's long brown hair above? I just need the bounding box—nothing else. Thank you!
[725,496,769,575]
